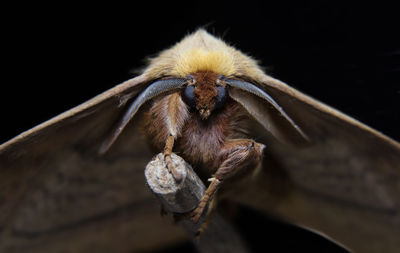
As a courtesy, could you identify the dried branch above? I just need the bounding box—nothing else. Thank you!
[145,153,249,253]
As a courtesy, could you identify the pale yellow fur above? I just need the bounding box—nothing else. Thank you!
[143,29,265,80]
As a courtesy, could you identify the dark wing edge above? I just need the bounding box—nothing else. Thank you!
[0,74,149,153]
[259,74,400,149]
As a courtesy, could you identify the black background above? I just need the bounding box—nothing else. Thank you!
[2,1,399,252]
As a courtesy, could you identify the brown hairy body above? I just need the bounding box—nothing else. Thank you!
[143,71,265,222]
[177,101,248,170]
[144,71,254,170]
[145,96,248,172]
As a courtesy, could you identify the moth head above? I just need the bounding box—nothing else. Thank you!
[182,72,228,120]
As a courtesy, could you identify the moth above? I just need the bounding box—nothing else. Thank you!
[98,31,309,223]
[0,30,399,253]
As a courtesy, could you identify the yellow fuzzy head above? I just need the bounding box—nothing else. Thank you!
[170,48,236,77]
[143,29,264,79]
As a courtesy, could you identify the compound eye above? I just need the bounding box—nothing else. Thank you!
[183,85,196,109]
[215,86,227,109]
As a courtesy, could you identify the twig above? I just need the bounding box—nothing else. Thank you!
[145,153,249,253]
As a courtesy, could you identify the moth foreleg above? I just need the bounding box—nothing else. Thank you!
[159,93,189,182]
[164,133,183,181]
[190,139,265,223]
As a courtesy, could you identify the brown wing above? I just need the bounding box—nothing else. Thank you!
[231,74,400,253]
[0,74,188,253]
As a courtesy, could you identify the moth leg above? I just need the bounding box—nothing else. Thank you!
[190,139,265,223]
[164,133,183,181]
[155,93,189,182]
[195,194,218,237]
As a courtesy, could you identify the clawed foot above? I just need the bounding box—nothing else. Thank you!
[188,194,218,237]
[164,153,183,182]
